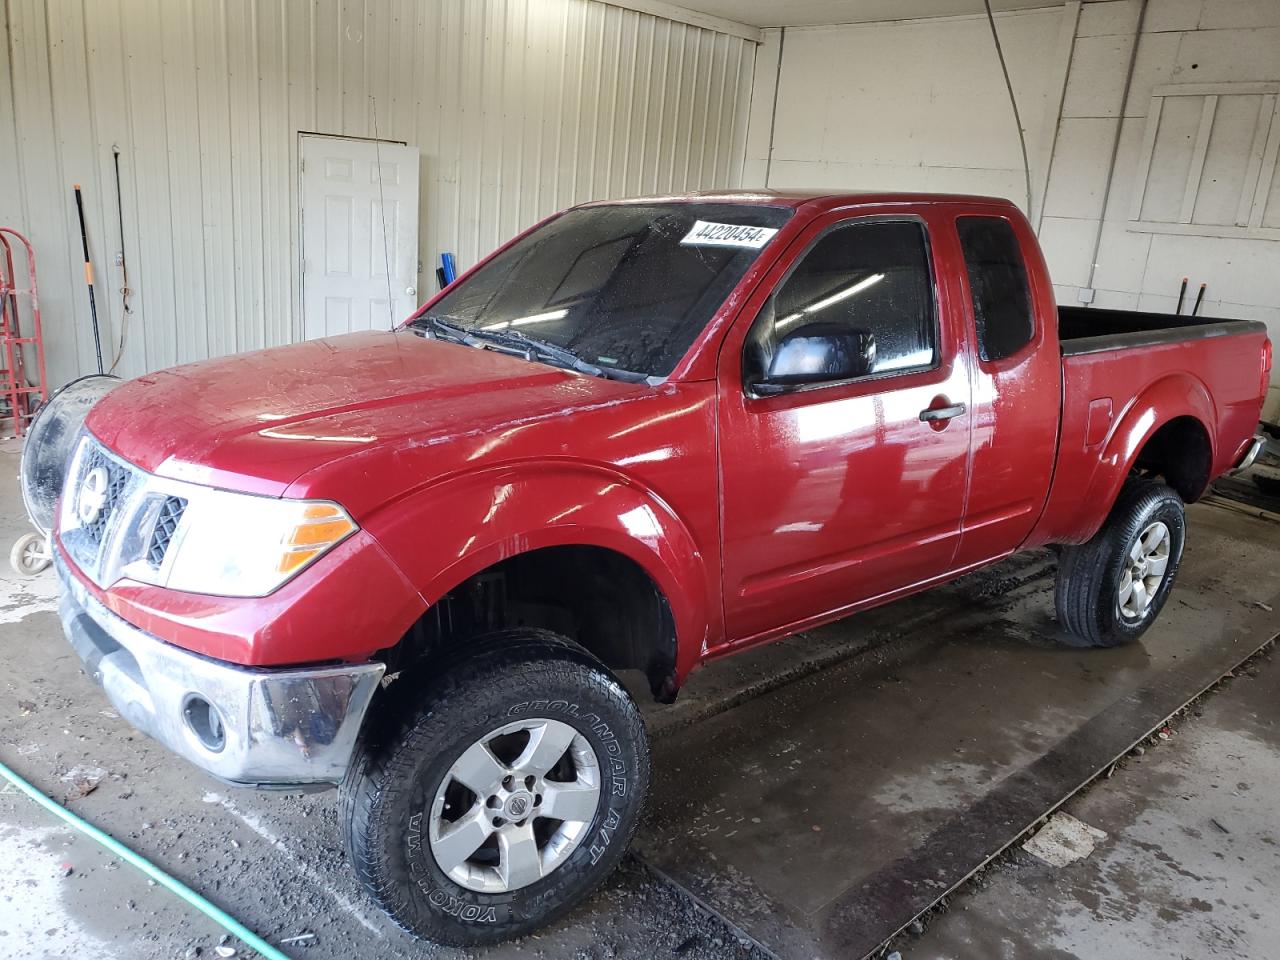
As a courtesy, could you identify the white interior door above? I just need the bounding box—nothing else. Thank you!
[300,135,420,339]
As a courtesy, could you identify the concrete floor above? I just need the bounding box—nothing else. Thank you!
[637,498,1280,959]
[2,434,1278,960]
[904,646,1280,960]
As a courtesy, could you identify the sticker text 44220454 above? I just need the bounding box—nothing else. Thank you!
[679,220,778,249]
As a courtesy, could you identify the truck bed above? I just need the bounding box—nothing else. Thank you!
[1058,305,1263,355]
[1035,306,1270,545]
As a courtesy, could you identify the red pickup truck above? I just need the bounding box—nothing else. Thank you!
[50,191,1269,945]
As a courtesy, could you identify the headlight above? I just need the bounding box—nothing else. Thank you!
[138,491,357,598]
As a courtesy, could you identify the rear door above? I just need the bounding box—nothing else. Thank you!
[950,211,1061,567]
[716,210,973,646]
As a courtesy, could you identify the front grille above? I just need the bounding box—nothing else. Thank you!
[60,435,147,587]
[147,495,187,567]
[80,445,130,545]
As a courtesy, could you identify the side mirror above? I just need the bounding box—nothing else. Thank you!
[753,323,877,395]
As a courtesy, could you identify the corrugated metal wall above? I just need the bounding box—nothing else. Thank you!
[0,0,756,388]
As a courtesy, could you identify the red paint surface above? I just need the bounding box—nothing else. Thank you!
[70,191,1269,683]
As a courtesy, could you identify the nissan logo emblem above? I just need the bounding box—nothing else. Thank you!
[77,465,110,526]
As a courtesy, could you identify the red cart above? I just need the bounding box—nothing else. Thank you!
[3,227,52,574]
[0,228,47,439]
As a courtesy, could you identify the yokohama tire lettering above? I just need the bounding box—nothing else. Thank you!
[416,879,499,923]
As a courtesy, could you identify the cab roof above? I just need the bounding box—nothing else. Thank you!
[578,188,1020,212]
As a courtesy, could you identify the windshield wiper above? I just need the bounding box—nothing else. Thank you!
[413,315,654,384]
[479,327,603,373]
[488,329,657,384]
[412,315,487,348]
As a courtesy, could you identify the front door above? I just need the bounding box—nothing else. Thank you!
[718,213,972,646]
[300,134,420,339]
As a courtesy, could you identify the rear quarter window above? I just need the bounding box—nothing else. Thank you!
[957,216,1034,362]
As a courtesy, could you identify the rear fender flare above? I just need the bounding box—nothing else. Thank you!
[363,463,714,682]
[1084,373,1215,530]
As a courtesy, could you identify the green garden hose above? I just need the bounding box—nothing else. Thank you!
[0,757,291,960]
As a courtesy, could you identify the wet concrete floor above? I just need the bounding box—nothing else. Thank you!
[635,500,1280,959]
[905,644,1280,959]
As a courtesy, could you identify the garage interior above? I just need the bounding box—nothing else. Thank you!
[2,1,1279,959]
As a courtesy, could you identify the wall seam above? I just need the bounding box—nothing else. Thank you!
[763,26,784,189]
[1034,0,1081,234]
[1082,0,1150,302]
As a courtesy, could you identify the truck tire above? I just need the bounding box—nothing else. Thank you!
[1054,479,1186,647]
[341,630,649,946]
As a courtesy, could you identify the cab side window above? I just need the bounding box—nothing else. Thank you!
[957,216,1034,362]
[744,220,936,388]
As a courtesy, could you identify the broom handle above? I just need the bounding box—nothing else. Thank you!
[73,184,105,374]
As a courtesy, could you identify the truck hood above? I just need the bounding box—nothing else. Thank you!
[86,330,645,497]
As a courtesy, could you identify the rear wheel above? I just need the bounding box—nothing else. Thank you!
[1054,479,1186,647]
[341,631,649,946]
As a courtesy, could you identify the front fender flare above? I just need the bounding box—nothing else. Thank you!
[363,462,715,682]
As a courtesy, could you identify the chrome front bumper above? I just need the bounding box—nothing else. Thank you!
[55,551,385,788]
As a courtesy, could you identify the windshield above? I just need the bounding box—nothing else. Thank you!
[411,202,793,379]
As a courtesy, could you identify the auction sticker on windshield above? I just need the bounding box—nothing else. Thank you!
[680,220,778,249]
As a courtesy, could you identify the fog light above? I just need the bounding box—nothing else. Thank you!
[182,694,226,752]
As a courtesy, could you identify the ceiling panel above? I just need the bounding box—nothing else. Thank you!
[670,0,1066,28]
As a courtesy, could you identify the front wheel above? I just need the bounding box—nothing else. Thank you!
[1054,479,1186,647]
[341,631,650,946]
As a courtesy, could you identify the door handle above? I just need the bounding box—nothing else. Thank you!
[919,402,966,422]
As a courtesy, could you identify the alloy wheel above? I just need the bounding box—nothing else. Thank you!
[1117,520,1171,620]
[428,718,601,893]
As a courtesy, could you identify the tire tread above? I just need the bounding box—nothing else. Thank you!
[339,629,649,945]
[1054,478,1184,648]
